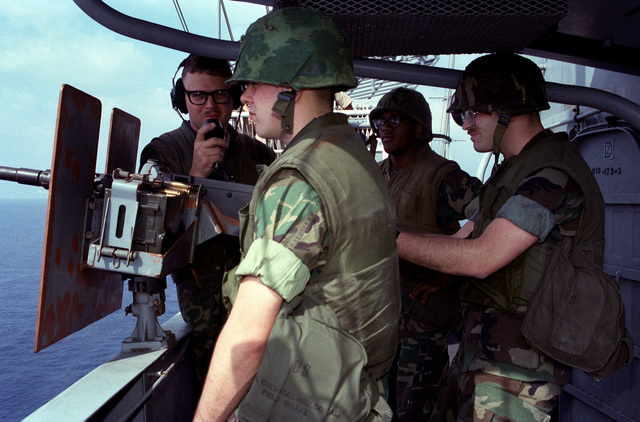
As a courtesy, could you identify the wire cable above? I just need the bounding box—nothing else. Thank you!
[172,0,189,32]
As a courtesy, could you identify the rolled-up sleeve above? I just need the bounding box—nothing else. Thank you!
[235,169,328,301]
[236,238,309,302]
[495,167,583,242]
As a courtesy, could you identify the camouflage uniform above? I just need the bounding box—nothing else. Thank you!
[431,132,585,421]
[222,8,399,419]
[374,88,481,421]
[436,307,568,422]
[433,53,604,421]
[224,113,400,420]
[140,122,275,385]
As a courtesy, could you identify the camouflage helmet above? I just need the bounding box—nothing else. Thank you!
[370,88,432,137]
[227,7,358,91]
[447,53,550,120]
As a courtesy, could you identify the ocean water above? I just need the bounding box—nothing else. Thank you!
[0,198,179,421]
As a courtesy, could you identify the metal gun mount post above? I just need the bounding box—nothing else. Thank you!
[92,163,196,353]
[122,276,175,352]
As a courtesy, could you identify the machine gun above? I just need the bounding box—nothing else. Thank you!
[0,85,252,352]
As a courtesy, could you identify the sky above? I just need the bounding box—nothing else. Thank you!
[0,0,484,200]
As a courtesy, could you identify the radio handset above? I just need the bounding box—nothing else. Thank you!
[202,119,232,181]
[203,118,225,139]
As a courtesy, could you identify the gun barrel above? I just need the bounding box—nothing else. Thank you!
[0,166,50,189]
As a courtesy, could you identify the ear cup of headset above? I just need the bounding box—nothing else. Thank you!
[171,78,188,114]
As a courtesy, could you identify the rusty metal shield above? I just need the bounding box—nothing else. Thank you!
[34,85,135,352]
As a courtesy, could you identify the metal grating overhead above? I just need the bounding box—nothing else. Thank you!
[273,0,568,57]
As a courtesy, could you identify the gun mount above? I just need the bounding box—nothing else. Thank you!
[1,85,252,353]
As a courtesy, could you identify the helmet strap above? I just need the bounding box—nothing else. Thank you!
[491,113,511,173]
[272,90,297,135]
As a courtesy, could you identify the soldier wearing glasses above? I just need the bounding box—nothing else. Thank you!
[139,55,275,387]
[141,54,274,181]
[398,53,605,421]
[370,88,481,421]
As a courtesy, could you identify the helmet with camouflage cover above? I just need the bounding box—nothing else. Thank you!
[448,53,550,168]
[227,7,357,91]
[370,88,433,140]
[447,53,550,121]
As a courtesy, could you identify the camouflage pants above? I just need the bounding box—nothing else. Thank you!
[395,330,449,421]
[176,274,225,387]
[394,280,459,422]
[430,351,562,422]
[174,236,240,386]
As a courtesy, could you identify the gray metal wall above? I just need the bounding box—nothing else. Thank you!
[560,123,640,422]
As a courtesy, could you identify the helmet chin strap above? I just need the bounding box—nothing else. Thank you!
[491,113,511,173]
[271,90,297,135]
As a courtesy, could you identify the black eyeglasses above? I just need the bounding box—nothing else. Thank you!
[451,110,480,126]
[372,116,404,130]
[186,89,232,106]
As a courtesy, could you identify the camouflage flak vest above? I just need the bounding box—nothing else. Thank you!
[460,131,605,313]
